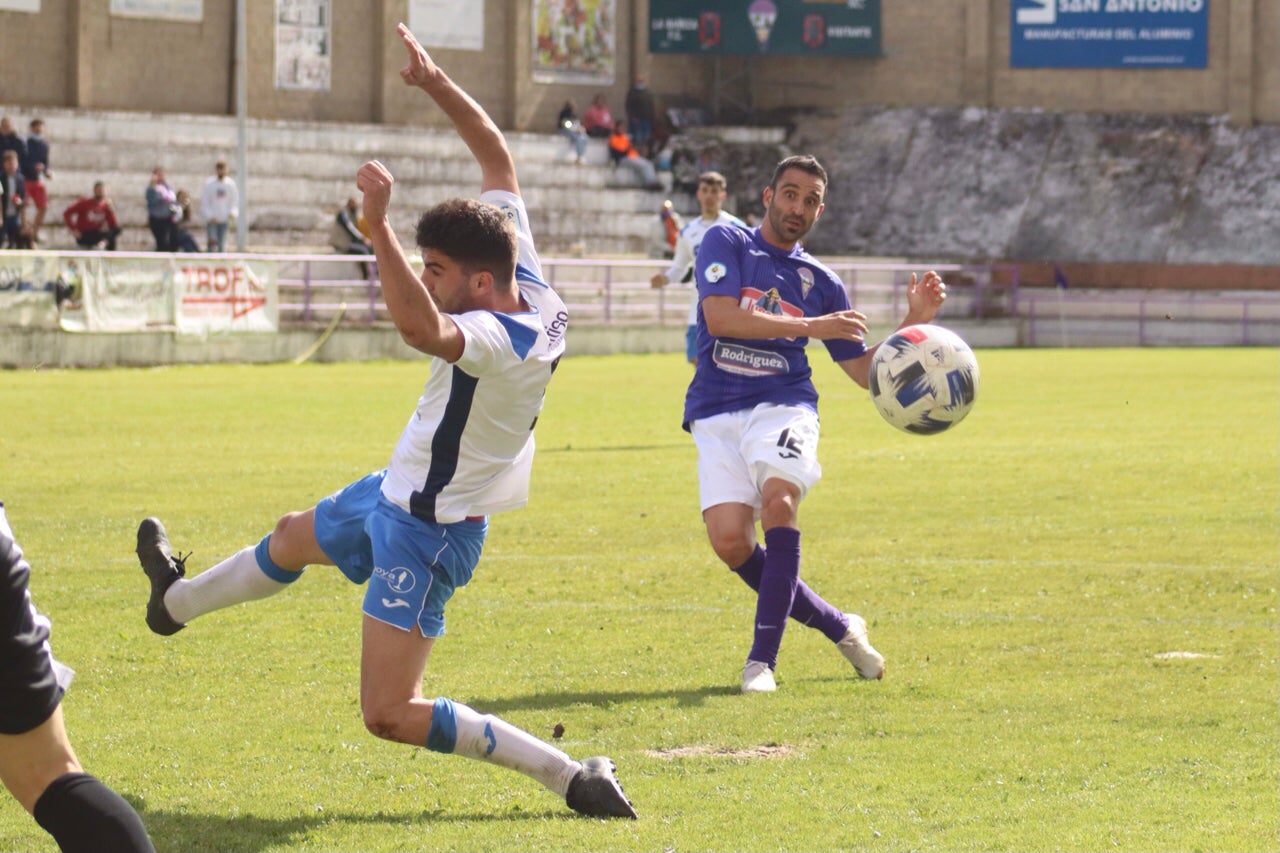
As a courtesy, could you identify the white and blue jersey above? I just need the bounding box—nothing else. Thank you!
[664,211,748,326]
[381,189,568,524]
[682,224,864,428]
[378,190,570,525]
[313,190,565,635]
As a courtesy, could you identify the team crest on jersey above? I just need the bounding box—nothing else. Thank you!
[497,203,520,225]
[798,267,815,299]
[704,262,727,283]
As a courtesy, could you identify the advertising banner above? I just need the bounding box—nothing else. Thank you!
[0,253,276,335]
[1010,0,1208,68]
[649,0,880,57]
[0,253,60,329]
[174,258,277,337]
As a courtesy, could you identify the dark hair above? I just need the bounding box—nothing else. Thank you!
[769,155,827,192]
[415,198,518,289]
[698,171,727,191]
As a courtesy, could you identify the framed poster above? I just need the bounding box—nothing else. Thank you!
[275,0,331,90]
[533,0,616,85]
[109,0,202,20]
[409,0,484,51]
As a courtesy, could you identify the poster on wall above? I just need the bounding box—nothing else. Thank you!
[109,0,202,21]
[409,0,484,51]
[649,0,880,57]
[1010,0,1207,68]
[275,0,331,90]
[533,0,616,85]
[0,0,40,12]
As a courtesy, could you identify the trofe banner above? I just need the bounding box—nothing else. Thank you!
[1010,0,1208,68]
[173,258,277,337]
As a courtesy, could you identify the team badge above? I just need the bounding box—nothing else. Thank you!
[705,262,727,283]
[798,267,815,299]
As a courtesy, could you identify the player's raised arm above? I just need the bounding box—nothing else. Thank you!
[396,22,517,196]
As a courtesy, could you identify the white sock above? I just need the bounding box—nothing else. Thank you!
[164,544,296,624]
[446,700,581,797]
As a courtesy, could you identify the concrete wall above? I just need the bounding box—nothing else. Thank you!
[0,1,1274,130]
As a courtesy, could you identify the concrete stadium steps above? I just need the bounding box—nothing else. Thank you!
[7,104,671,254]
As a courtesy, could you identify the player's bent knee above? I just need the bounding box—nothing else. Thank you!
[360,699,414,744]
[706,529,754,568]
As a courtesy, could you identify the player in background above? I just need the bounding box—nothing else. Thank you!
[683,154,947,693]
[649,171,746,364]
[131,23,635,820]
[1,502,156,852]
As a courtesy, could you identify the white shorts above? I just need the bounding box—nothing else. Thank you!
[690,404,822,512]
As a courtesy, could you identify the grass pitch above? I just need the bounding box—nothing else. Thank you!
[0,347,1276,852]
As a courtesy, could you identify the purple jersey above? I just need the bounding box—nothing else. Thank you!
[682,224,865,428]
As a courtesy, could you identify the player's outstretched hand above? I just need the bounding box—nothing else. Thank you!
[397,22,440,89]
[809,308,868,342]
[907,271,947,318]
[356,160,394,225]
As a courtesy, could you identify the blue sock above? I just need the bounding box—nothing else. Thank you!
[733,544,849,643]
[425,697,458,753]
[748,527,801,668]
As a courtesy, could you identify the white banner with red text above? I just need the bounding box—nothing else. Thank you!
[0,252,277,335]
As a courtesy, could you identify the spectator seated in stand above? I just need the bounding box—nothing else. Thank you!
[330,196,374,276]
[582,94,614,139]
[172,189,201,253]
[607,120,661,190]
[62,181,121,250]
[556,100,588,164]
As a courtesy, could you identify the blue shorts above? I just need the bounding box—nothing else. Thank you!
[313,472,487,637]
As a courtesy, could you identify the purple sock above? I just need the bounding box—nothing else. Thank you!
[732,544,850,643]
[748,527,801,668]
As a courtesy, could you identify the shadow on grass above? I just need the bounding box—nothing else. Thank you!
[464,684,738,713]
[132,802,573,852]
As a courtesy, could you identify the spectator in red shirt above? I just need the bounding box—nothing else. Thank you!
[63,181,121,250]
[582,94,614,139]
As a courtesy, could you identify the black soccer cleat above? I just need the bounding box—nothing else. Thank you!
[565,756,637,819]
[135,517,188,636]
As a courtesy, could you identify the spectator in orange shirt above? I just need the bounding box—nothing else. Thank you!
[607,120,660,189]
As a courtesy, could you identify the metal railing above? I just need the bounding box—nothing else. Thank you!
[1016,287,1280,346]
[277,255,1022,328]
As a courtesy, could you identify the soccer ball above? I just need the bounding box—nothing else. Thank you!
[868,324,979,435]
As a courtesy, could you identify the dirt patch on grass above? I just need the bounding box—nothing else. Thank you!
[643,744,794,759]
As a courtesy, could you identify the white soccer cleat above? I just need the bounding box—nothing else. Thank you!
[838,614,885,680]
[741,659,777,693]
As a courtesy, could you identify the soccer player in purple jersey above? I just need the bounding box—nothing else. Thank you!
[683,154,947,692]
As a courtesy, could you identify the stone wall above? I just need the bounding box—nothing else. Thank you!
[777,107,1280,269]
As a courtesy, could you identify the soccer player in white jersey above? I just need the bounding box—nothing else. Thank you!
[131,23,635,820]
[683,154,947,693]
[650,171,747,363]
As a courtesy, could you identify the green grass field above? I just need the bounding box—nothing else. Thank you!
[0,348,1276,852]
